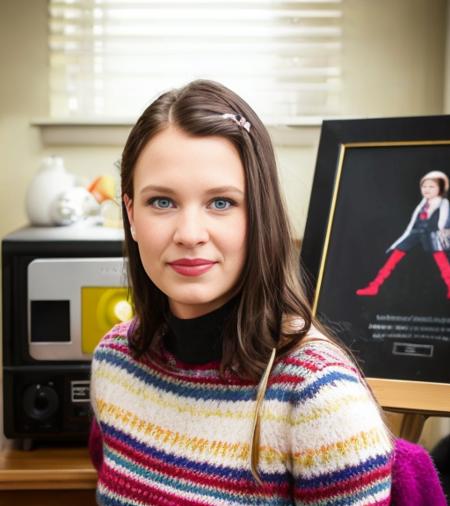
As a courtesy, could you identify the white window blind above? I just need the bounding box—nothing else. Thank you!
[49,0,343,123]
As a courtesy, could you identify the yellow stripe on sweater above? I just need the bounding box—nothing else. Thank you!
[97,399,251,462]
[97,399,389,469]
[94,366,369,427]
[292,428,390,469]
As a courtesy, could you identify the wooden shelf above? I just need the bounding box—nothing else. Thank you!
[368,378,450,416]
[0,447,97,491]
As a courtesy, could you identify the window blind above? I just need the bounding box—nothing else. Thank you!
[48,0,343,123]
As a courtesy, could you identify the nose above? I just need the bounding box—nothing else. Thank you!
[173,208,209,247]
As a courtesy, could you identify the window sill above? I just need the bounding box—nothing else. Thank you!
[31,118,323,147]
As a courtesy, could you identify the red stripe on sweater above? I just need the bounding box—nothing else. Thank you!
[303,348,359,375]
[283,356,320,372]
[295,461,392,502]
[268,373,307,385]
[99,466,206,506]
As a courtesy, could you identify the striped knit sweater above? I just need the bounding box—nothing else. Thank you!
[90,320,393,505]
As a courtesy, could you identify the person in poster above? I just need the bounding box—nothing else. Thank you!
[356,170,450,298]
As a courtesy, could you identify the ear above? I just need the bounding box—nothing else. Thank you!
[123,194,136,240]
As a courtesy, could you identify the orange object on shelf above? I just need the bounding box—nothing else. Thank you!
[88,176,115,203]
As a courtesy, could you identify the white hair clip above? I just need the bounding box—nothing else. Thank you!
[222,113,251,133]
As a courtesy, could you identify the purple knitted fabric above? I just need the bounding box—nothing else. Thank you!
[89,417,103,472]
[392,438,447,506]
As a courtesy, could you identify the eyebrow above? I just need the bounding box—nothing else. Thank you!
[139,184,244,197]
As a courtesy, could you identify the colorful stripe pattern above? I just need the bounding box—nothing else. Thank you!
[91,321,393,505]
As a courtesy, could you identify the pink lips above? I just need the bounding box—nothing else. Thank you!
[168,258,216,277]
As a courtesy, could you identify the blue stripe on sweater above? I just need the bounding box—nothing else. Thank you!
[96,489,129,506]
[94,347,254,400]
[94,347,359,404]
[266,371,359,403]
[299,478,391,506]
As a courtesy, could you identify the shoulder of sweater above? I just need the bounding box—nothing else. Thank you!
[282,321,357,369]
[272,331,390,448]
[93,319,132,355]
[272,326,361,389]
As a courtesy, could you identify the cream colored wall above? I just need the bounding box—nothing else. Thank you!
[0,0,448,450]
[341,0,446,117]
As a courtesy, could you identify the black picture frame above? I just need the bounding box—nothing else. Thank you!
[300,115,450,414]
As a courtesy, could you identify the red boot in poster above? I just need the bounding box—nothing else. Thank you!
[433,251,450,299]
[356,249,406,296]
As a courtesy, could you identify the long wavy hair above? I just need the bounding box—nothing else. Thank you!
[121,79,318,379]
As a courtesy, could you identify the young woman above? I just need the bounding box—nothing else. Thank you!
[356,171,450,298]
[90,80,393,505]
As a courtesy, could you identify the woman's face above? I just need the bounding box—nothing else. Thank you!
[420,179,440,200]
[125,125,247,319]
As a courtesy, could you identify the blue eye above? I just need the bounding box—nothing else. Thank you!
[150,197,173,209]
[211,198,232,210]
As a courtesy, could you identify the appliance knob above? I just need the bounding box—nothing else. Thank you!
[23,384,59,421]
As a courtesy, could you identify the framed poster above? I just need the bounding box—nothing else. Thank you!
[300,116,450,411]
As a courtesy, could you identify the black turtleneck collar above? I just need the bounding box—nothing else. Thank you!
[163,298,237,364]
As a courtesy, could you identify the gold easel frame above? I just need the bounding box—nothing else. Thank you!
[311,140,450,440]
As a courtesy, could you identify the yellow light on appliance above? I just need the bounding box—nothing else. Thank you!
[81,287,133,354]
[113,300,133,322]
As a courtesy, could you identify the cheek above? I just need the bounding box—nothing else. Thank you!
[224,215,247,260]
[135,214,170,241]
[135,220,171,263]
